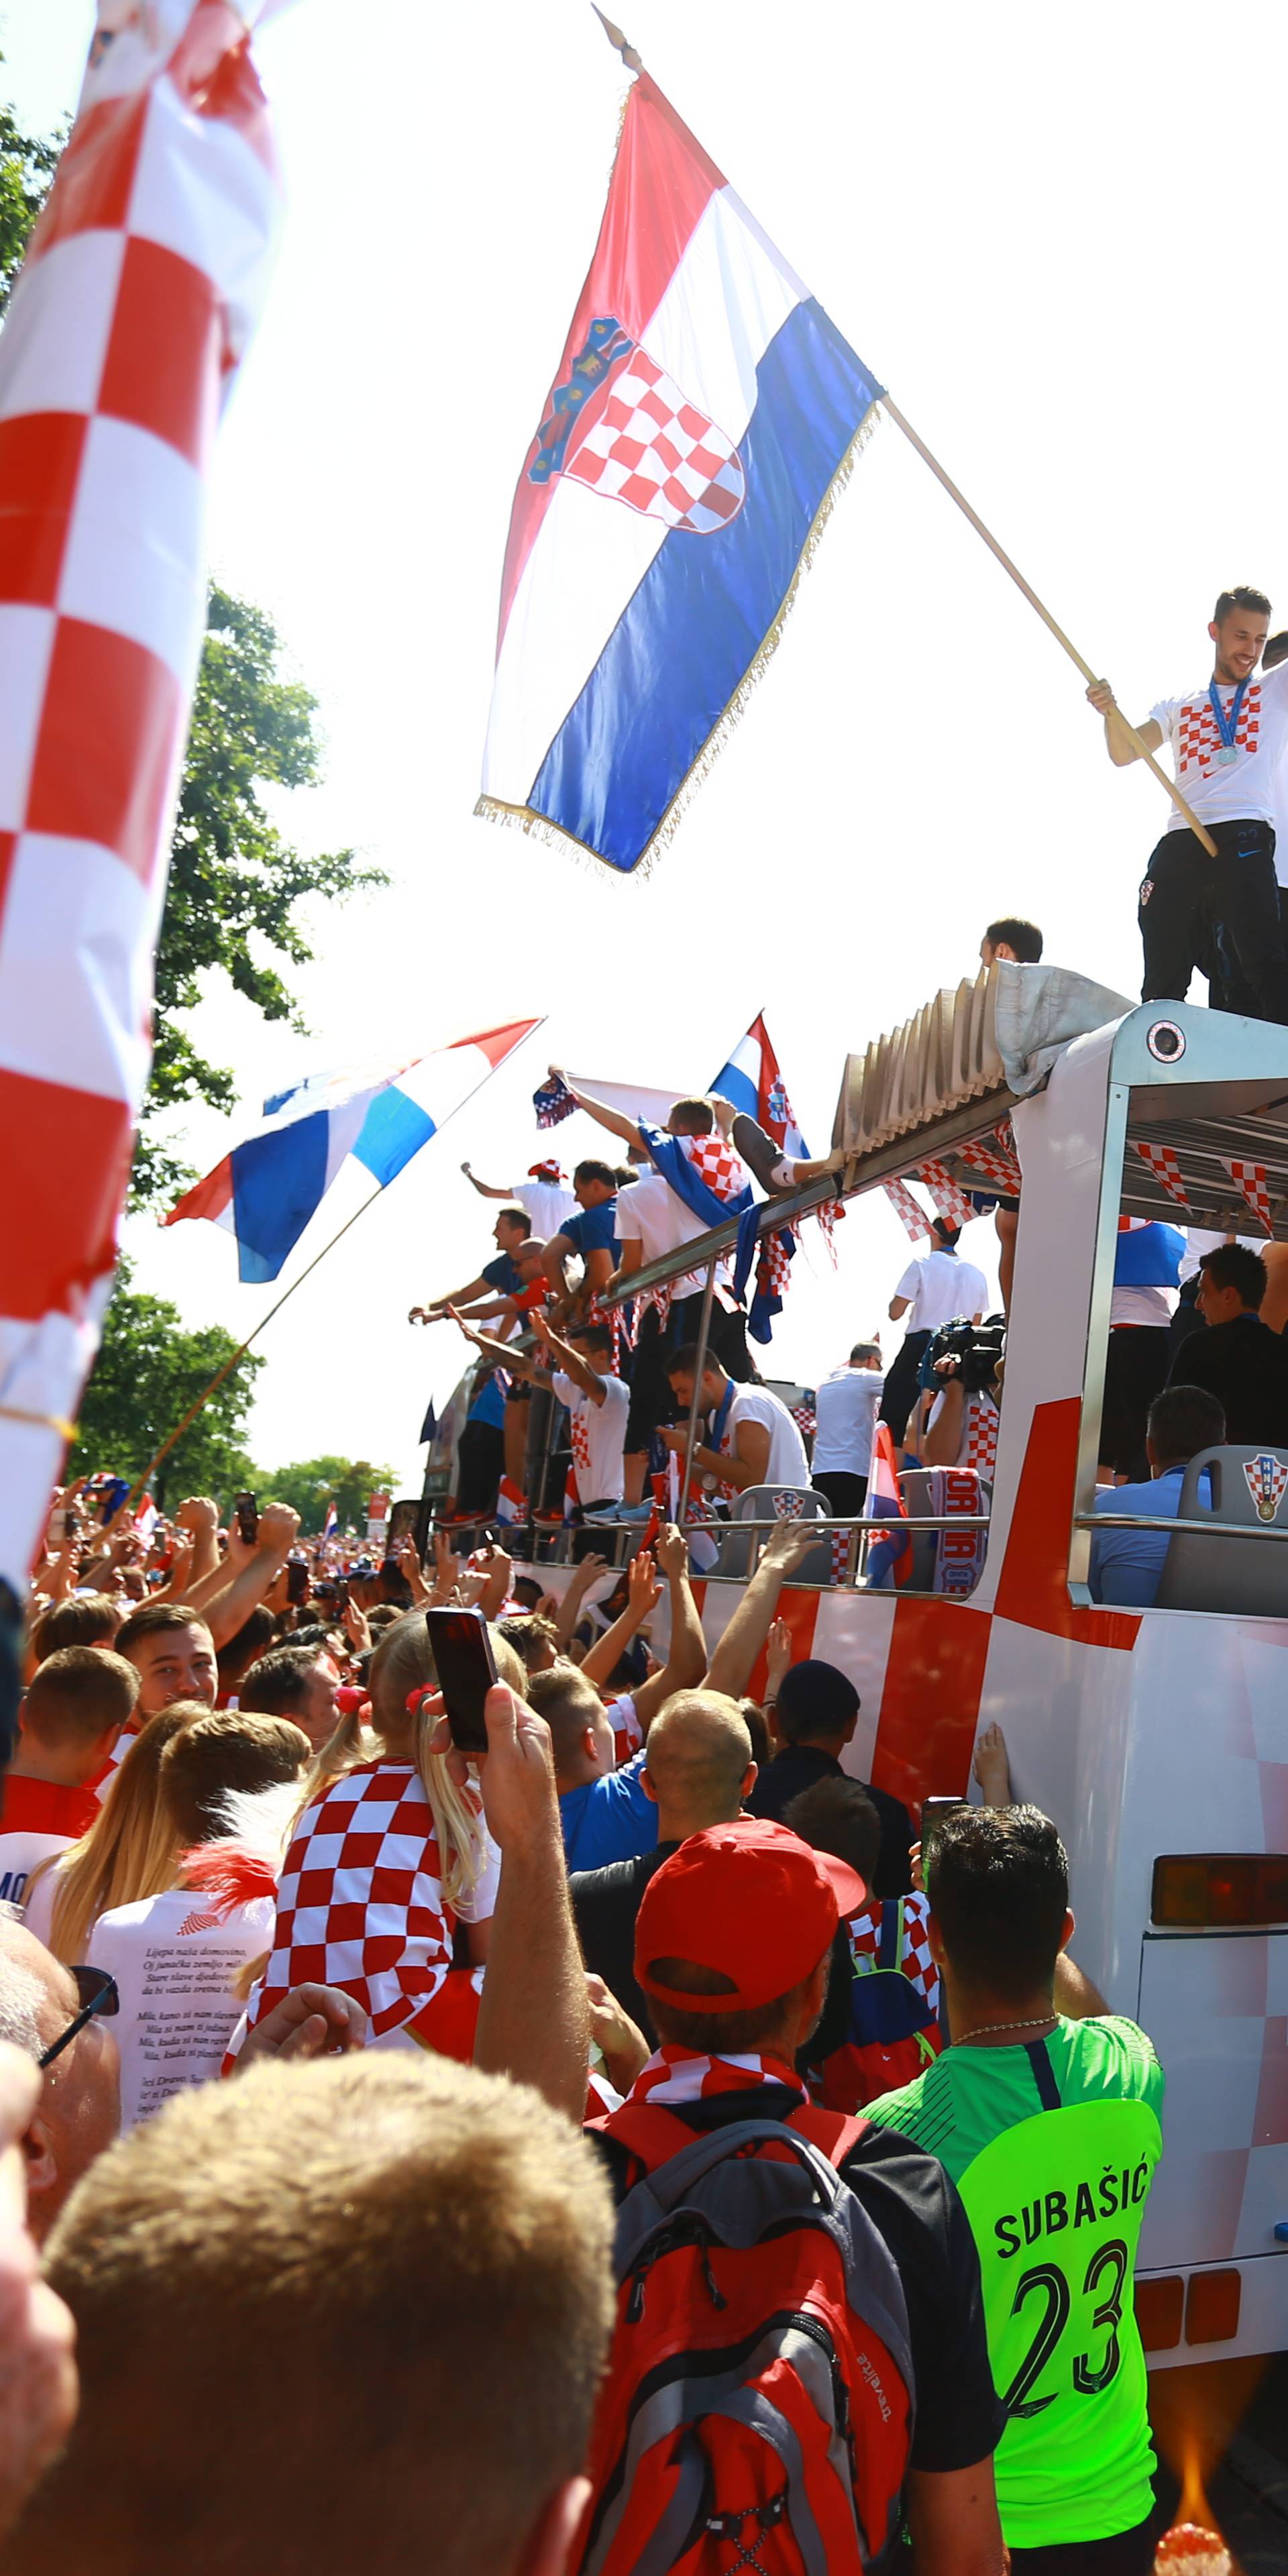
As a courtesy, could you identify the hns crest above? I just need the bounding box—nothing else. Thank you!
[1242,1452,1288,1523]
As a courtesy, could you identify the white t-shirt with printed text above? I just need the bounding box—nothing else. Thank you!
[87,1888,276,2130]
[894,1248,989,1334]
[551,1369,629,1505]
[812,1365,886,1478]
[1148,662,1288,833]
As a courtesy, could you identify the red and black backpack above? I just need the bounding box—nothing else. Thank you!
[576,2102,914,2575]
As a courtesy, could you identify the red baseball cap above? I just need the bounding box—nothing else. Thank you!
[635,1819,865,2015]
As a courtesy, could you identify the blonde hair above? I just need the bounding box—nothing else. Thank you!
[35,2055,614,2575]
[293,1614,525,1915]
[28,1705,202,1963]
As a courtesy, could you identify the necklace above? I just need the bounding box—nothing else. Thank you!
[954,2014,1058,2045]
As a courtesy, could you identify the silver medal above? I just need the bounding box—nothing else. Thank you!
[1216,744,1239,765]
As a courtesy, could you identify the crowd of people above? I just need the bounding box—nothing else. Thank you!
[9,581,1288,2568]
[0,1448,1175,2574]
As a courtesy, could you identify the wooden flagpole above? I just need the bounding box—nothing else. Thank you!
[591,7,643,70]
[879,396,1219,858]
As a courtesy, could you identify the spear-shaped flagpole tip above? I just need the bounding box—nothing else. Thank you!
[592,5,643,71]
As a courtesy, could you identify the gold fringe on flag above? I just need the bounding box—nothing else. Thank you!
[474,395,881,881]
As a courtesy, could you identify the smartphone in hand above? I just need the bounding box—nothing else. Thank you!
[235,1491,258,1546]
[425,1606,496,1756]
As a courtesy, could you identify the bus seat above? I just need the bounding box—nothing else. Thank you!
[716,1485,836,1583]
[1155,1446,1288,1615]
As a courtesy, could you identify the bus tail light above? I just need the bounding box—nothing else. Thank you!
[1185,2271,1240,2346]
[1150,1854,1288,1927]
[1135,2275,1183,2350]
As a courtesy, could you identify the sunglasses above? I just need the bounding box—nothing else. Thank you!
[38,1966,119,2072]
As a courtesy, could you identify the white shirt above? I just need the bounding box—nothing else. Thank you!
[707,1385,810,1491]
[1179,1226,1262,1282]
[1148,662,1288,831]
[551,1368,629,1505]
[1110,1282,1177,1328]
[87,1888,276,2129]
[812,1365,886,1477]
[894,1248,989,1334]
[514,1178,578,1238]
[614,1169,710,1298]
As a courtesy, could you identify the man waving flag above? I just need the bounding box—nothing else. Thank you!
[477,64,883,875]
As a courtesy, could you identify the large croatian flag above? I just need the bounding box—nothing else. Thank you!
[710,1013,809,1162]
[165,1020,541,1283]
[477,72,883,875]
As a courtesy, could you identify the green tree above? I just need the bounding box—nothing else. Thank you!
[133,586,388,1206]
[0,83,60,311]
[71,1262,264,1509]
[257,1455,402,1536]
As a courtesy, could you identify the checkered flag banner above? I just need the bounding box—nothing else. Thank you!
[1221,1158,1275,1234]
[958,1122,1022,1196]
[814,1195,841,1267]
[884,1178,931,1242]
[916,1161,975,1231]
[0,1,281,1589]
[1130,1139,1192,1211]
[533,1073,576,1129]
[790,1397,816,1443]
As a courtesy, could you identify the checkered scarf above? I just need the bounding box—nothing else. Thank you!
[628,2047,809,2108]
[965,1394,1000,1477]
[246,1759,453,2039]
[845,1894,939,2012]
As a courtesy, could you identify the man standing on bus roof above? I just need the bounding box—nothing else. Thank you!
[865,1807,1165,2574]
[1087,585,1288,1022]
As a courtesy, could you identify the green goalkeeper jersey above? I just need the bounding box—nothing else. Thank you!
[866,2017,1164,2548]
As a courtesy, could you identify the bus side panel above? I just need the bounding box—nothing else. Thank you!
[1137,1932,1288,2270]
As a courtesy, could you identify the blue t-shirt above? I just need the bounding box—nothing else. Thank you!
[559,1750,657,1870]
[561,1200,620,1265]
[467,1374,506,1430]
[1089,1463,1208,1605]
[482,1253,522,1296]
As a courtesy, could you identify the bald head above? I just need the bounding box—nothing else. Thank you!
[642,1691,755,1838]
[0,1920,120,2244]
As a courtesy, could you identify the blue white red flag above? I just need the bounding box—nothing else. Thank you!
[478,73,883,875]
[710,1014,809,1161]
[164,1020,541,1283]
[863,1424,912,1589]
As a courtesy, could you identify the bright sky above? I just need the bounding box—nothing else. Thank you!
[6,1,1288,1497]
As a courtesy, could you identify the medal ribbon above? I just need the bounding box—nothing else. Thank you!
[1208,676,1248,756]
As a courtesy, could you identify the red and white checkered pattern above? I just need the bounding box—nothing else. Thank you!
[883,1178,932,1242]
[790,1399,816,1442]
[959,1124,1022,1196]
[0,1,280,1589]
[1176,683,1261,779]
[1221,1157,1274,1234]
[625,2047,808,2108]
[814,1195,841,1266]
[566,347,745,537]
[1131,1139,1193,1211]
[845,1892,939,2013]
[916,1161,975,1231]
[763,1226,793,1299]
[965,1395,1000,1478]
[685,1133,748,1203]
[248,1760,453,2040]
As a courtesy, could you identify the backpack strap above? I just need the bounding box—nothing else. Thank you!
[787,2102,869,2167]
[588,2100,704,2183]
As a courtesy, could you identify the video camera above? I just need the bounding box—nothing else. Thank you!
[926,1311,1006,1396]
